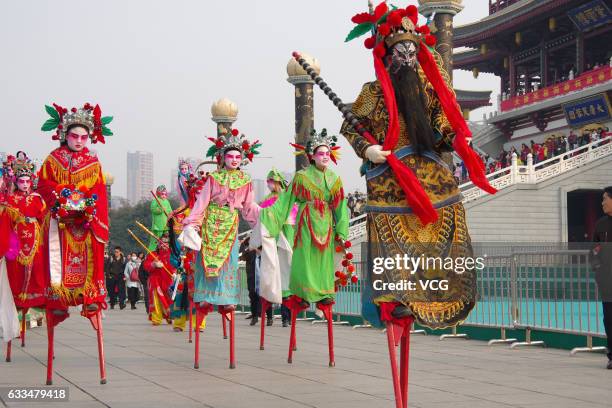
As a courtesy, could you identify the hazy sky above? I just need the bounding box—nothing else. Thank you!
[0,0,497,197]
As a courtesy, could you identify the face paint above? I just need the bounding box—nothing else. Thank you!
[313,146,331,169]
[224,151,242,170]
[16,177,32,193]
[66,127,90,152]
[390,41,418,73]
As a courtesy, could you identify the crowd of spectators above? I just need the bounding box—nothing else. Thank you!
[454,127,610,184]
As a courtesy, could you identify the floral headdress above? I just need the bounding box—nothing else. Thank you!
[291,128,341,164]
[41,103,114,144]
[206,128,261,166]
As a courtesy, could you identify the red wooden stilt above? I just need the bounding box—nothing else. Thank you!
[229,309,235,369]
[21,308,27,347]
[319,304,335,367]
[5,340,11,362]
[259,298,269,350]
[288,308,297,363]
[383,311,414,408]
[193,303,212,369]
[188,300,193,343]
[385,321,403,408]
[93,311,107,384]
[45,309,54,385]
[222,312,228,339]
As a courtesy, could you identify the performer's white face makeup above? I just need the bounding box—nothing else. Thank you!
[16,176,32,193]
[157,190,168,199]
[267,180,282,193]
[66,126,89,152]
[179,164,189,175]
[224,150,242,170]
[313,146,331,170]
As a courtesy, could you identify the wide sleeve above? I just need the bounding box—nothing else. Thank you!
[36,156,58,209]
[90,166,109,243]
[260,178,298,239]
[151,199,162,215]
[340,82,382,159]
[331,178,349,241]
[182,178,212,227]
[240,182,260,228]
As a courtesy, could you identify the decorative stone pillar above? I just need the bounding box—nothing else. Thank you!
[287,53,320,172]
[211,98,239,137]
[418,0,464,81]
[104,172,114,210]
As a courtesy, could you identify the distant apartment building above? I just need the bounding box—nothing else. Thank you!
[126,151,154,206]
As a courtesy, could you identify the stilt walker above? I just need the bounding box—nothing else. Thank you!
[4,156,47,360]
[149,185,172,251]
[252,168,297,350]
[259,129,350,366]
[1,183,21,363]
[37,102,114,385]
[292,2,495,405]
[180,127,261,369]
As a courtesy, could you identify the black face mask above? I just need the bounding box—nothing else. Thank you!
[389,61,436,155]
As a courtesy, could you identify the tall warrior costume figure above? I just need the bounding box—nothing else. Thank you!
[4,156,47,360]
[176,160,193,207]
[143,232,175,326]
[38,102,114,385]
[297,2,495,406]
[149,185,172,251]
[181,127,261,369]
[259,129,350,366]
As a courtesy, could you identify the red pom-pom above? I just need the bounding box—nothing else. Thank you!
[231,129,239,136]
[348,265,356,273]
[335,271,341,277]
[247,153,254,161]
[335,245,343,253]
[71,107,77,113]
[416,25,430,35]
[364,36,376,49]
[346,252,354,260]
[378,22,390,36]
[341,259,348,267]
[351,275,359,284]
[341,280,348,287]
[406,5,418,16]
[344,241,352,249]
[242,142,250,150]
[351,12,374,24]
[388,10,402,27]
[57,124,63,130]
[52,134,59,140]
[425,34,437,46]
[78,185,88,194]
[215,140,224,148]
[374,43,386,58]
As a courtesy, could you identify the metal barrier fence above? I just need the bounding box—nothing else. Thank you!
[237,249,608,354]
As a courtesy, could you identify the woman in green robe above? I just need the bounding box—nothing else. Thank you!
[260,129,349,305]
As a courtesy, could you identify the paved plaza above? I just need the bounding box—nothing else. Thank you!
[1,307,611,408]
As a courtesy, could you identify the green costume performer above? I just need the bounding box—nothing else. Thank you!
[149,185,173,251]
[260,130,349,304]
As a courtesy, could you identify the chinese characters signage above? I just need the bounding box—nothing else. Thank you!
[562,94,611,128]
[568,0,611,31]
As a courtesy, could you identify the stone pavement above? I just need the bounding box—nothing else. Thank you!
[1,306,611,408]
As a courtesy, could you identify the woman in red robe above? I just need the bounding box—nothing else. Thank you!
[37,102,113,385]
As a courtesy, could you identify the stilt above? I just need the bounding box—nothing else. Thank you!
[188,300,193,343]
[5,340,11,362]
[259,298,269,350]
[286,296,308,364]
[218,306,236,368]
[91,311,107,384]
[288,309,297,363]
[45,309,54,385]
[193,303,212,369]
[20,308,28,347]
[222,312,228,339]
[384,313,414,408]
[318,303,335,367]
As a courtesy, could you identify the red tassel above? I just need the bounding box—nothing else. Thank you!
[388,155,438,225]
[417,44,497,195]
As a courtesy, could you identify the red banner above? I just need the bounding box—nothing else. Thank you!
[501,65,612,112]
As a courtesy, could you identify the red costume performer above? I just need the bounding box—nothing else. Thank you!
[3,155,46,362]
[143,235,176,326]
[37,102,114,385]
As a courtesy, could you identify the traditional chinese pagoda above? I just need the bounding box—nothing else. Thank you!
[453,0,611,153]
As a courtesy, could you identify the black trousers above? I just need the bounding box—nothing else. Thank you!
[127,287,140,308]
[107,278,126,307]
[246,268,272,318]
[142,280,150,314]
[603,302,612,360]
[281,300,291,323]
